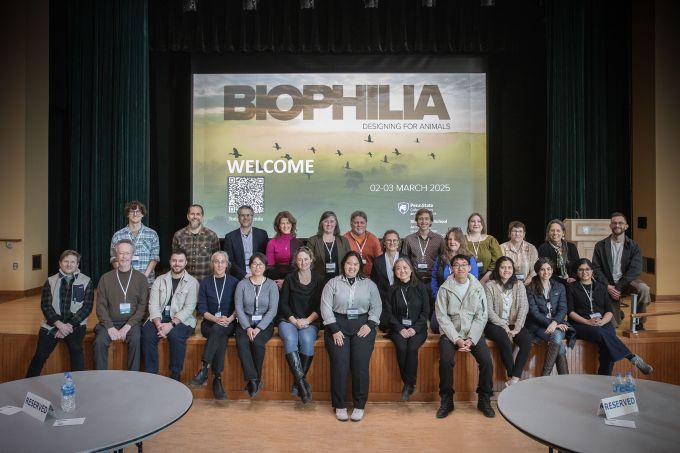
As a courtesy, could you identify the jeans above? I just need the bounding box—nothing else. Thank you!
[277,321,318,355]
[142,320,194,374]
[548,328,567,355]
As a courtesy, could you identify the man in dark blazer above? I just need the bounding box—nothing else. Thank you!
[592,212,650,329]
[223,205,269,280]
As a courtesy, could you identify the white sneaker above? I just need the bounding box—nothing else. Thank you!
[335,408,349,421]
[350,408,364,422]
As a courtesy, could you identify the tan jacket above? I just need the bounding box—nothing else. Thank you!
[435,274,488,345]
[484,280,528,329]
[146,271,198,328]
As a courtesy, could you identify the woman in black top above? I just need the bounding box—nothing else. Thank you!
[278,246,324,403]
[384,257,430,401]
[526,258,572,376]
[568,258,652,376]
[537,219,580,284]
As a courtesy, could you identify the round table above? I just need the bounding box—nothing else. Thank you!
[497,374,680,453]
[0,370,193,453]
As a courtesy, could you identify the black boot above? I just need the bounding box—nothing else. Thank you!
[542,342,561,376]
[300,354,314,395]
[246,379,259,397]
[212,376,226,400]
[286,351,311,403]
[436,393,454,418]
[401,384,415,401]
[477,398,495,418]
[555,353,569,375]
[190,361,210,386]
[170,371,181,381]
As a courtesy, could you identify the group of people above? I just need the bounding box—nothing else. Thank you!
[26,201,654,422]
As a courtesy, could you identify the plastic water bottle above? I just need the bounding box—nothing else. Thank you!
[60,372,76,413]
[624,371,636,392]
[612,372,623,393]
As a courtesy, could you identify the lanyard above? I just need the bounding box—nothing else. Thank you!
[399,287,410,319]
[324,239,336,261]
[470,239,481,260]
[347,278,357,309]
[580,283,594,313]
[251,279,264,313]
[213,276,226,313]
[128,226,145,249]
[350,234,367,257]
[417,235,430,262]
[116,270,132,301]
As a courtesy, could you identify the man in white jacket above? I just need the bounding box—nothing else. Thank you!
[435,254,494,418]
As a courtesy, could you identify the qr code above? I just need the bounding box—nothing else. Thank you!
[228,177,265,213]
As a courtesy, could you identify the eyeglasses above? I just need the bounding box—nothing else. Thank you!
[452,264,469,269]
[577,268,592,272]
[384,239,400,243]
[251,262,265,267]
[129,209,143,215]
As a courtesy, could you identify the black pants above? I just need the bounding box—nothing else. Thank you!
[235,323,274,381]
[438,335,493,400]
[200,320,235,374]
[26,325,87,378]
[93,323,141,371]
[324,314,376,409]
[388,329,428,386]
[573,322,631,375]
[484,323,534,378]
[142,321,194,374]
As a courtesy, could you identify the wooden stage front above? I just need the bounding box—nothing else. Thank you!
[2,296,679,401]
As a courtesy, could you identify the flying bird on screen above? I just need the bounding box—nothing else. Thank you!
[364,134,373,143]
[230,148,242,158]
[429,153,436,160]
[336,149,343,156]
[367,152,373,158]
[304,172,312,180]
[345,161,351,170]
[415,138,420,143]
[281,153,292,160]
[393,148,401,156]
[382,155,389,163]
[273,143,282,150]
[308,146,316,154]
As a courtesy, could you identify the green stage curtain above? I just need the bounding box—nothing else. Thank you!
[546,0,631,222]
[50,0,149,282]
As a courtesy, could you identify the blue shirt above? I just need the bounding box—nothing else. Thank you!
[110,225,160,285]
[197,274,239,316]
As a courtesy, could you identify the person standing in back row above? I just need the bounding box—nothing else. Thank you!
[343,210,382,278]
[172,204,220,281]
[223,205,269,281]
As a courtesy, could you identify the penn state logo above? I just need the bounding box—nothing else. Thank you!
[397,202,410,215]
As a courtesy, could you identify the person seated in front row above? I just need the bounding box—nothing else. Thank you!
[278,246,324,403]
[483,256,533,387]
[235,253,279,397]
[525,258,572,376]
[93,239,148,371]
[568,258,652,376]
[190,251,239,400]
[26,250,94,378]
[383,258,430,401]
[435,254,495,419]
[142,251,198,381]
[266,211,303,289]
[431,227,479,333]
[321,251,382,422]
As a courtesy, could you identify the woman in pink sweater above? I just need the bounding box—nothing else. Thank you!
[266,211,303,289]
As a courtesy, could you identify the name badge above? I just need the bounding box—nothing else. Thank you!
[347,308,359,320]
[590,312,602,319]
[417,263,428,270]
[215,311,222,317]
[163,305,171,315]
[362,259,367,264]
[325,262,336,273]
[402,319,412,327]
[120,302,131,315]
[477,262,484,269]
[251,314,263,323]
[132,255,140,262]
[516,273,525,281]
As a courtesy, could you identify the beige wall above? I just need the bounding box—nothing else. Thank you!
[654,0,680,297]
[0,0,48,292]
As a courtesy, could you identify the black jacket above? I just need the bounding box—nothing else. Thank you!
[383,280,430,334]
[592,235,643,291]
[223,227,269,280]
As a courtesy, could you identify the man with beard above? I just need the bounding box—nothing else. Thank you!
[592,212,650,328]
[172,204,220,281]
[142,251,198,380]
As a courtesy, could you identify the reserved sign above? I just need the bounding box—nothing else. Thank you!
[22,392,53,423]
[598,392,639,419]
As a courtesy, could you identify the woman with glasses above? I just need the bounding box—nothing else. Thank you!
[568,258,653,376]
[370,230,406,325]
[322,251,382,422]
[278,246,324,403]
[525,257,572,376]
[234,253,279,397]
[384,257,430,401]
[537,219,580,284]
[483,256,533,387]
[500,221,539,286]
[464,213,502,285]
[307,211,351,282]
[190,251,239,399]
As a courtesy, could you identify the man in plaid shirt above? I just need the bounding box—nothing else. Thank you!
[110,200,160,286]
[172,204,220,281]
